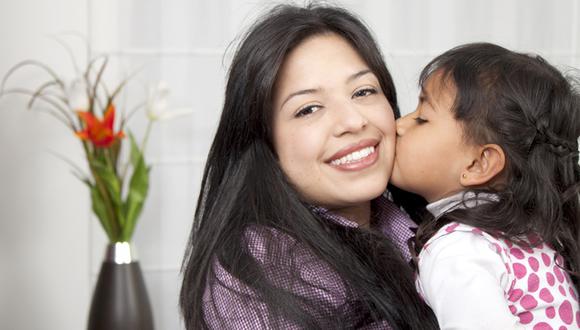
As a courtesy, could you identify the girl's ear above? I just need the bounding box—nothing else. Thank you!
[460,144,505,187]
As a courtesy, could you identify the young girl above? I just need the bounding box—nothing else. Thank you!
[179,4,438,329]
[392,42,580,329]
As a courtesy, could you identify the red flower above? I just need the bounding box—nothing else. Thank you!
[75,104,125,147]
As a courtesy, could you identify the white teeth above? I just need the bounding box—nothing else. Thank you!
[330,146,375,165]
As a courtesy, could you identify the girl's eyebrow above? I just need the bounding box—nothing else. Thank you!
[419,87,437,112]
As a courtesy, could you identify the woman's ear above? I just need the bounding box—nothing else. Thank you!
[460,144,505,187]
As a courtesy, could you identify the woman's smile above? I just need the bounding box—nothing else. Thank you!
[327,139,380,171]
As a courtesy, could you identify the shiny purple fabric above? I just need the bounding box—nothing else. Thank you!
[202,196,416,329]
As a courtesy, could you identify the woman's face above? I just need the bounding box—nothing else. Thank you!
[272,33,396,210]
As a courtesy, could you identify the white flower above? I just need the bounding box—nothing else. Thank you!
[146,81,192,121]
[67,77,89,111]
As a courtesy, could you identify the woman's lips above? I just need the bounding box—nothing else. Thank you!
[327,139,380,171]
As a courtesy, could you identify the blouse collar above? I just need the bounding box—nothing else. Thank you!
[309,193,408,230]
[426,191,499,219]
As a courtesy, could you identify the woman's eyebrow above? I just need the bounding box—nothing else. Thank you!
[280,69,373,109]
[280,88,320,109]
[347,69,373,83]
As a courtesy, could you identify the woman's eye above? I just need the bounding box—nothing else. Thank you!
[296,105,322,118]
[414,117,428,125]
[352,88,377,98]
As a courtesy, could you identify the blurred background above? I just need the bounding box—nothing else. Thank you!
[0,0,578,329]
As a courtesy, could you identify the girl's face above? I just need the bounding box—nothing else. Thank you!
[272,33,396,210]
[391,71,475,202]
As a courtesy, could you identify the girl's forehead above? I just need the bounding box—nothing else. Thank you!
[423,70,457,99]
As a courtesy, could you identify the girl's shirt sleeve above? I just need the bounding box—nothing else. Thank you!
[416,227,523,330]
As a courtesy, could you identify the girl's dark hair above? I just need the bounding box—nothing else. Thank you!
[179,3,437,330]
[413,42,580,293]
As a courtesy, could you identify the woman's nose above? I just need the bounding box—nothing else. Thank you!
[333,105,368,136]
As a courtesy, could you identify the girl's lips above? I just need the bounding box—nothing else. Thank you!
[327,141,380,171]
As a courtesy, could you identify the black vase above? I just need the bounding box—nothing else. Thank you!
[88,242,154,330]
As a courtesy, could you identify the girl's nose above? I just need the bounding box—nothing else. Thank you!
[395,116,408,136]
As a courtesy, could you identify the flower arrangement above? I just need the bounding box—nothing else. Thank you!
[1,39,189,243]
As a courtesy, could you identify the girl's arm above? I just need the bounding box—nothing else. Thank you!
[417,230,523,330]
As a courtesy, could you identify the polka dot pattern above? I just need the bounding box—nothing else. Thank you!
[540,288,554,303]
[520,311,534,324]
[555,267,565,283]
[542,253,551,267]
[514,263,527,279]
[559,286,567,297]
[509,289,524,302]
[559,301,573,324]
[511,248,525,259]
[547,273,556,286]
[533,322,553,330]
[471,228,483,235]
[546,306,556,319]
[423,222,580,329]
[528,274,540,292]
[522,295,539,310]
[445,223,459,233]
[570,288,578,302]
[529,257,540,272]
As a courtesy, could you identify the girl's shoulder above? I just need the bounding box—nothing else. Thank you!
[424,222,559,259]
[420,222,554,265]
[422,222,508,254]
[417,222,516,291]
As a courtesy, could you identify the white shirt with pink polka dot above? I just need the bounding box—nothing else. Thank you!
[416,193,580,330]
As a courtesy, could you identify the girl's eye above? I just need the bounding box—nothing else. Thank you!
[296,105,322,118]
[414,117,428,125]
[352,88,377,98]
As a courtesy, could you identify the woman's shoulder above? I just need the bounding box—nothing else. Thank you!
[242,225,298,262]
[241,225,349,293]
[373,195,417,261]
[204,225,351,320]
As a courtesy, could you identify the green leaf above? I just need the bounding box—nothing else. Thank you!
[128,132,141,166]
[90,183,114,241]
[110,138,122,170]
[89,156,125,234]
[121,134,150,241]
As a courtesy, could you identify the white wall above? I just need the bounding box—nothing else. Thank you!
[0,1,90,330]
[1,1,579,329]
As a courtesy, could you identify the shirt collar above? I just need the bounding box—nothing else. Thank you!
[426,191,499,219]
[309,194,413,230]
[309,204,361,229]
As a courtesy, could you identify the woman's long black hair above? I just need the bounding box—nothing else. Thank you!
[412,43,580,294]
[180,3,437,329]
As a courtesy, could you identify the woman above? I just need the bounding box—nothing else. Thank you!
[180,4,437,329]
